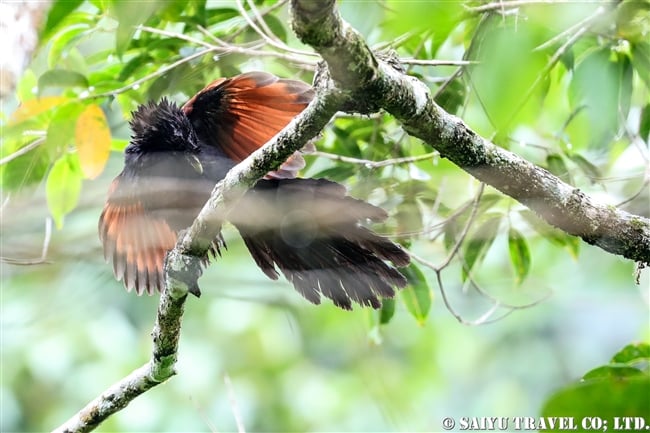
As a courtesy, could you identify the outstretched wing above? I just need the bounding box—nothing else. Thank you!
[98,173,223,295]
[182,71,314,178]
[98,177,178,294]
[230,178,411,310]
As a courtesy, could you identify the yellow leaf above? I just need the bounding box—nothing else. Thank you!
[75,104,111,179]
[11,96,68,122]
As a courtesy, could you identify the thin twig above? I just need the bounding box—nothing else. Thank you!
[534,5,607,51]
[466,0,595,14]
[151,25,316,67]
[617,178,650,207]
[234,0,317,57]
[499,7,604,133]
[433,67,464,100]
[0,137,45,165]
[139,25,216,49]
[311,150,437,168]
[372,30,417,51]
[90,48,218,99]
[436,183,485,271]
[246,0,282,45]
[225,0,289,41]
[224,374,246,433]
[0,216,52,265]
[401,59,477,67]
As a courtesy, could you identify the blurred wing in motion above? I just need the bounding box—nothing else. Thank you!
[98,174,222,295]
[99,177,177,294]
[99,71,409,309]
[230,178,410,309]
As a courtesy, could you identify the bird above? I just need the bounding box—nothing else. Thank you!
[98,71,410,310]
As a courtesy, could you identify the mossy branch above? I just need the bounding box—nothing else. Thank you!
[290,0,650,264]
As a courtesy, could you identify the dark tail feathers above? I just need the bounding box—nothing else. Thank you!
[230,178,410,309]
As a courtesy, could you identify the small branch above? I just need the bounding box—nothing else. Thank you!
[225,0,289,41]
[142,25,317,67]
[89,48,218,99]
[235,0,317,58]
[0,137,45,165]
[534,5,608,51]
[466,0,594,14]
[411,252,550,326]
[1,216,52,265]
[245,0,284,46]
[290,0,650,264]
[224,374,246,433]
[310,150,437,168]
[436,184,485,271]
[138,25,215,49]
[400,59,476,67]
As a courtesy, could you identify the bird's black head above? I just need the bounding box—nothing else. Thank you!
[126,98,200,154]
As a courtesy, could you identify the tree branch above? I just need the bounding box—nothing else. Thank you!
[57,1,649,431]
[290,0,650,264]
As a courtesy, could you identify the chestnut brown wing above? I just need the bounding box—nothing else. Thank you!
[182,72,314,178]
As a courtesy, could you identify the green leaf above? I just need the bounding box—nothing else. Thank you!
[48,24,90,69]
[46,101,86,153]
[541,377,650,426]
[520,210,580,258]
[559,48,574,71]
[16,69,37,102]
[443,194,502,253]
[617,0,650,43]
[379,297,396,325]
[631,42,650,90]
[117,53,154,82]
[546,154,572,185]
[468,19,548,135]
[611,343,650,364]
[111,139,129,152]
[462,216,501,281]
[618,54,633,119]
[541,343,650,429]
[583,365,645,380]
[41,0,84,40]
[568,153,602,182]
[383,0,463,56]
[263,14,287,43]
[400,263,432,324]
[111,0,159,57]
[46,155,83,229]
[569,48,621,149]
[639,103,650,143]
[508,227,531,284]
[434,79,465,114]
[311,165,357,182]
[0,139,51,190]
[38,69,89,94]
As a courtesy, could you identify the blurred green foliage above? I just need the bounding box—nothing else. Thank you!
[1,0,649,431]
[541,343,650,432]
